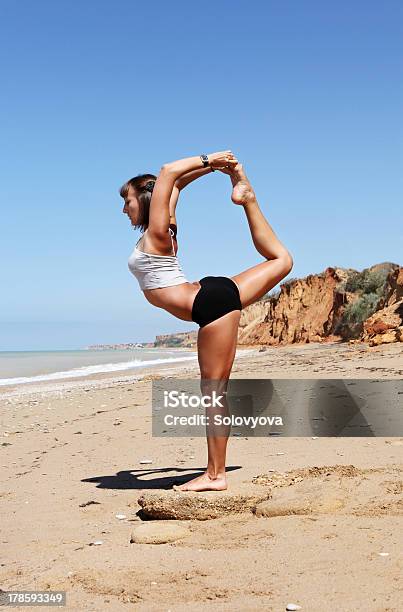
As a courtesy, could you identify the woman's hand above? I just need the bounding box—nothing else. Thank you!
[207,150,238,169]
[216,166,234,175]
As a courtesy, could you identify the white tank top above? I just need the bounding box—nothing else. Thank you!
[128,227,189,290]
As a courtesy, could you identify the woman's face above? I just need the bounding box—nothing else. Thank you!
[122,185,140,225]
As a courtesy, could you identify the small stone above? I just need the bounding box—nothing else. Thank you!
[311,436,318,440]
[139,459,153,464]
[89,540,103,546]
[115,514,127,520]
[286,604,302,611]
[378,552,389,557]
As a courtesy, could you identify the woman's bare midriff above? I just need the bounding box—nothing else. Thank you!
[143,281,201,321]
[137,231,202,321]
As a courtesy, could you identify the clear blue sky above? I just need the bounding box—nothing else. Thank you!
[1,0,402,350]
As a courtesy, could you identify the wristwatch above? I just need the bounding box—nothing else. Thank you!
[200,154,215,171]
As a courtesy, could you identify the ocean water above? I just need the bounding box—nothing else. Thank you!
[0,348,198,387]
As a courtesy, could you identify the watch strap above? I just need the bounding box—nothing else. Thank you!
[200,154,215,171]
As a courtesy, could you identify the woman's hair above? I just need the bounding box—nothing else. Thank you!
[119,173,157,232]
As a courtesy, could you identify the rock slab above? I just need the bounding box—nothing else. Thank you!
[254,480,346,517]
[137,487,271,521]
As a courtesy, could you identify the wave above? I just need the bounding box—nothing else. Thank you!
[0,355,198,387]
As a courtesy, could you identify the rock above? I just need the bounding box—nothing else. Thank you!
[286,604,302,611]
[310,483,346,513]
[372,329,402,346]
[367,325,403,346]
[255,496,309,517]
[361,266,403,346]
[236,263,401,346]
[154,331,197,349]
[254,480,346,517]
[130,522,191,544]
[137,486,270,521]
[381,265,403,305]
[362,299,403,345]
[238,266,348,346]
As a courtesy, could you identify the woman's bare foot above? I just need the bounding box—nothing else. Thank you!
[173,471,228,492]
[227,163,256,206]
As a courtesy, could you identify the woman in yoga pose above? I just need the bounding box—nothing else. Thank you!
[120,151,293,492]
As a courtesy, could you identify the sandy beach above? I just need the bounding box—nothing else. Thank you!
[1,341,402,611]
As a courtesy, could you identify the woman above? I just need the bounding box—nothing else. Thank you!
[120,151,293,492]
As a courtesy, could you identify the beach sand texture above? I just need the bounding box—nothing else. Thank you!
[0,341,402,610]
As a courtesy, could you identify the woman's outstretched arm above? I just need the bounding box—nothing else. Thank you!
[148,152,238,237]
[175,166,213,191]
[168,167,214,227]
[164,151,237,180]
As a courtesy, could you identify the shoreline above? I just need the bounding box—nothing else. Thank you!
[0,347,258,399]
[1,340,401,401]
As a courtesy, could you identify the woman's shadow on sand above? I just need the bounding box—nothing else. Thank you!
[82,465,241,490]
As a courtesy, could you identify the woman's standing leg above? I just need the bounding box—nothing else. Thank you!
[174,162,293,492]
[174,309,241,492]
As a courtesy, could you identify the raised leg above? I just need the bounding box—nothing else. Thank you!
[227,164,293,309]
[174,310,241,492]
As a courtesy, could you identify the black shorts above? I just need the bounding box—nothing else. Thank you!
[191,276,242,328]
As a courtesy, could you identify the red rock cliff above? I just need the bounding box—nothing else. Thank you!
[238,263,402,346]
[238,267,351,345]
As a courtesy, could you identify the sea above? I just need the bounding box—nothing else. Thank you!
[0,348,198,387]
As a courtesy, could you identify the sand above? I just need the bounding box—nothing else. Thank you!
[0,341,402,611]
